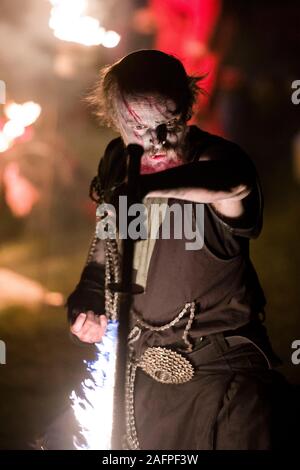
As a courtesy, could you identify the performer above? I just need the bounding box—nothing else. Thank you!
[67,50,280,450]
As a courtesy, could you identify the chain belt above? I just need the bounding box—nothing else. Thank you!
[138,346,194,384]
[124,346,195,451]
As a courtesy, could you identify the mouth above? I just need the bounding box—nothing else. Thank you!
[150,153,167,160]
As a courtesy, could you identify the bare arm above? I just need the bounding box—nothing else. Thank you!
[141,145,256,218]
[146,185,251,218]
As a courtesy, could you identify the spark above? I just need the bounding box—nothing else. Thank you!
[70,320,118,450]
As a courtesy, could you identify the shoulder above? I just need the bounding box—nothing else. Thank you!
[97,137,126,181]
[98,137,124,170]
[90,137,126,202]
[187,126,251,165]
[188,127,263,238]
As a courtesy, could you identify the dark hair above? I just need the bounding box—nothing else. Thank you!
[86,49,205,129]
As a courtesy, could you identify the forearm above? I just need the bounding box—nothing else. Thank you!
[145,184,250,204]
[66,238,106,323]
[141,158,255,203]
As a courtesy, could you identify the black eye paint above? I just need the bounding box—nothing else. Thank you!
[156,124,167,144]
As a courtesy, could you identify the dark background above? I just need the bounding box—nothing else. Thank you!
[0,0,299,449]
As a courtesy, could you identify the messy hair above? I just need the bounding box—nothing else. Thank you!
[86,50,206,130]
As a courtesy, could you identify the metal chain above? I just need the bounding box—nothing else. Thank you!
[132,302,196,351]
[124,356,140,450]
[85,229,98,265]
[124,302,196,449]
[85,203,121,322]
[104,238,120,321]
[182,302,195,352]
[132,303,191,331]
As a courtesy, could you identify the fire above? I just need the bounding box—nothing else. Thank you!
[102,31,121,49]
[0,132,10,152]
[3,120,25,139]
[48,0,120,48]
[0,268,64,309]
[70,320,118,450]
[4,101,41,127]
[0,101,41,153]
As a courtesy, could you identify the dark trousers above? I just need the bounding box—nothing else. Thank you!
[134,334,275,450]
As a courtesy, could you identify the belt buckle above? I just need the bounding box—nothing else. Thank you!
[138,347,194,384]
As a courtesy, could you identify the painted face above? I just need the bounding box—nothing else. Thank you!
[114,93,188,174]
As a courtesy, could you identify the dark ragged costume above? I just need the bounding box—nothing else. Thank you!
[67,126,282,450]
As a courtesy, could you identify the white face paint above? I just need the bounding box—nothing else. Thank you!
[114,94,188,174]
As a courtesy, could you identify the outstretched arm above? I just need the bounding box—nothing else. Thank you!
[141,142,256,218]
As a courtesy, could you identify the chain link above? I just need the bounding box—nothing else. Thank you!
[132,302,196,352]
[104,238,120,321]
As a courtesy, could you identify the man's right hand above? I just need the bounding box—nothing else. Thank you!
[70,310,107,343]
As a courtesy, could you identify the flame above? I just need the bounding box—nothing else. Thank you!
[0,132,11,152]
[0,101,41,153]
[4,101,41,127]
[3,162,40,217]
[70,320,118,450]
[3,120,25,139]
[48,0,120,48]
[102,31,121,49]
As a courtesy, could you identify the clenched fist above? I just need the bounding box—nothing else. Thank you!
[70,310,107,343]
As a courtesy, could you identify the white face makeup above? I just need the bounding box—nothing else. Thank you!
[114,93,188,174]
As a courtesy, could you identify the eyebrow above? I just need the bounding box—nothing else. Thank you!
[126,118,179,125]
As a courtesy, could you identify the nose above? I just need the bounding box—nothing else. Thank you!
[156,124,167,144]
[149,124,167,147]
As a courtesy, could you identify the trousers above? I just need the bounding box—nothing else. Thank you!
[133,333,275,450]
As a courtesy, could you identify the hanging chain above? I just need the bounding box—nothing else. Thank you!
[86,202,121,321]
[123,358,140,450]
[87,201,196,450]
[104,238,120,321]
[132,302,196,352]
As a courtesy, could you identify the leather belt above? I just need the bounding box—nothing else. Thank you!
[137,335,271,384]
